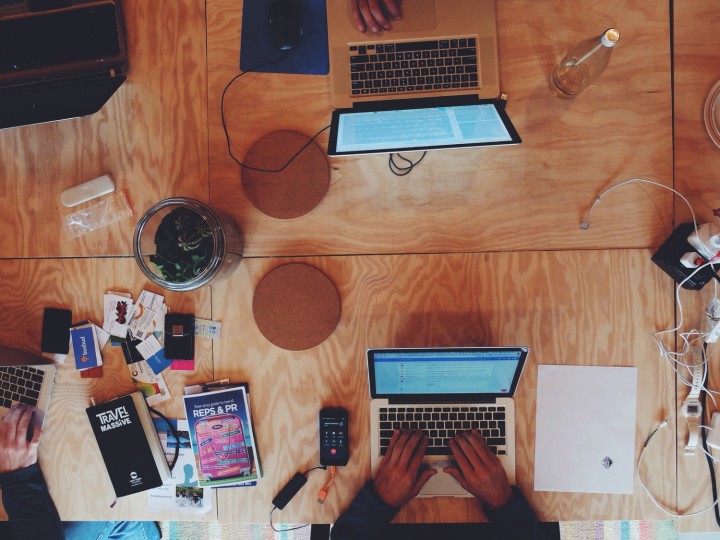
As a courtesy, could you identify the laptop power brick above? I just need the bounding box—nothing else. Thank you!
[651,223,718,290]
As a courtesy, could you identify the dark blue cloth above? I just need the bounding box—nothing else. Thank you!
[0,464,161,540]
[0,463,64,540]
[239,0,329,75]
[331,481,542,540]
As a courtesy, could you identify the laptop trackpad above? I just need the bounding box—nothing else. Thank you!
[418,460,470,497]
[346,0,436,33]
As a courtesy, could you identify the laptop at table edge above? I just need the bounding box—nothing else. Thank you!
[367,346,529,496]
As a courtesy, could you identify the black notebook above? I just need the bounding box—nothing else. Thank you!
[86,392,170,497]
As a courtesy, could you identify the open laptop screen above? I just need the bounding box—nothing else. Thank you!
[328,96,521,156]
[0,3,123,77]
[367,347,528,400]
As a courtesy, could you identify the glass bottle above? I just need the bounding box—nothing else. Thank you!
[550,28,620,98]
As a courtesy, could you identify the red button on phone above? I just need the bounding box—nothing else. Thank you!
[330,448,337,455]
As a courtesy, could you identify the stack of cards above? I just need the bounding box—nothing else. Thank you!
[70,323,103,371]
[54,289,222,397]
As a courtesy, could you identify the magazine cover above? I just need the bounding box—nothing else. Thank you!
[182,386,261,487]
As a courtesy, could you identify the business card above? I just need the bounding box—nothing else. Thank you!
[103,292,134,339]
[70,324,102,371]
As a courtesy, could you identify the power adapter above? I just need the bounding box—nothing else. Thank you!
[707,413,720,451]
[272,473,307,510]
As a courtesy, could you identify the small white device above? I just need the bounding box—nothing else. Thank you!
[60,174,115,207]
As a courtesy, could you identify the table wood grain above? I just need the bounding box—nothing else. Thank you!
[0,0,209,259]
[212,249,674,523]
[0,0,712,529]
[0,258,216,521]
[207,0,672,257]
[673,0,720,532]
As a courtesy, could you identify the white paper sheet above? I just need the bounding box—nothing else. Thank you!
[534,365,637,494]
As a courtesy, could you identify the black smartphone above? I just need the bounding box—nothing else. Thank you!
[40,307,72,354]
[320,407,349,466]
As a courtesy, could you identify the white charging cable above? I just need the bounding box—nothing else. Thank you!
[638,419,720,517]
[580,177,700,238]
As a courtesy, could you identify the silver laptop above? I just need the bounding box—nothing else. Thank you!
[327,0,501,109]
[368,346,528,497]
[0,349,57,433]
[325,0,520,156]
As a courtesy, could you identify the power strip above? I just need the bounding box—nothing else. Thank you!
[652,223,717,290]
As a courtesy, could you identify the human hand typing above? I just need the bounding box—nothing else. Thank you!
[350,0,402,33]
[373,430,436,507]
[444,430,513,509]
[0,404,41,474]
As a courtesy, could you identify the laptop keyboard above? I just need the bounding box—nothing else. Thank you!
[379,405,506,456]
[0,366,44,409]
[348,36,480,96]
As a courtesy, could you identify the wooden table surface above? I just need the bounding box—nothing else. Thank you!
[0,0,717,530]
[673,0,720,533]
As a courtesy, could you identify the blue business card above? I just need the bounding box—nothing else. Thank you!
[71,325,100,370]
[145,348,172,375]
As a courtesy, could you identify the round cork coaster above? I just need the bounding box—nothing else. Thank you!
[252,263,341,351]
[241,130,330,219]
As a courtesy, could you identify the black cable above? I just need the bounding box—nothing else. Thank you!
[220,52,331,173]
[388,151,427,176]
[148,406,180,472]
[700,343,720,528]
[269,465,327,532]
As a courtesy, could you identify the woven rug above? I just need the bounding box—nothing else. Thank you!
[159,522,311,540]
[560,521,677,540]
[159,521,677,540]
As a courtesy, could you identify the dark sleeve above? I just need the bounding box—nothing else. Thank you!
[331,480,400,540]
[484,486,541,538]
[0,463,64,540]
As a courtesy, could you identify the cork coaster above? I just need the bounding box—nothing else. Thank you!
[241,130,330,219]
[252,263,341,351]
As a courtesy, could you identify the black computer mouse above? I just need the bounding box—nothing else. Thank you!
[269,0,303,51]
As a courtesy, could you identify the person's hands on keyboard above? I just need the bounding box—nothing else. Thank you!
[372,430,437,507]
[443,430,513,509]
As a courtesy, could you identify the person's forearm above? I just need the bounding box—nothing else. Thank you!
[331,480,399,540]
[0,463,64,540]
[484,486,540,538]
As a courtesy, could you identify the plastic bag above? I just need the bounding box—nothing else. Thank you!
[63,190,134,238]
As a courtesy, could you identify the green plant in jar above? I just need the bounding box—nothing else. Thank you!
[150,207,214,283]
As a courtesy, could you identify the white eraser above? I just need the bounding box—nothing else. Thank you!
[60,175,115,207]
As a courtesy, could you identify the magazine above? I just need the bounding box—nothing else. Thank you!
[182,386,261,487]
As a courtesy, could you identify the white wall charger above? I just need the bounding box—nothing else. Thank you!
[707,412,720,450]
[688,223,720,260]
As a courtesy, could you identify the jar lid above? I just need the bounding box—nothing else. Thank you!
[601,28,620,47]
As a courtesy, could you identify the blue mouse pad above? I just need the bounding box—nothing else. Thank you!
[239,0,329,75]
